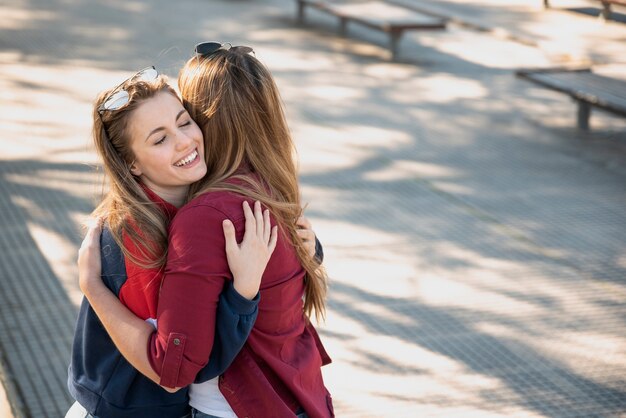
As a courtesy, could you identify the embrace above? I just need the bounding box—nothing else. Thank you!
[65,42,333,418]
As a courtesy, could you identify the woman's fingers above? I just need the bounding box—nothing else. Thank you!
[242,200,255,242]
[77,218,105,295]
[222,220,237,254]
[80,218,102,252]
[263,209,271,244]
[268,226,278,254]
[254,201,263,237]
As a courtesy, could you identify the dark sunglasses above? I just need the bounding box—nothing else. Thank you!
[98,66,159,114]
[194,41,254,58]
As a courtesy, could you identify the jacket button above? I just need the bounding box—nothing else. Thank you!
[173,338,181,346]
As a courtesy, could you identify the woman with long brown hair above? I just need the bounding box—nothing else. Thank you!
[79,43,333,418]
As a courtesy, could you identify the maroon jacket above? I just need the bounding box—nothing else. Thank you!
[147,187,334,418]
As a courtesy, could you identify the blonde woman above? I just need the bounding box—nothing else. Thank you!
[80,43,333,418]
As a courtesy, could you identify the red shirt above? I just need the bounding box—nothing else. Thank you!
[147,188,334,418]
[119,187,178,320]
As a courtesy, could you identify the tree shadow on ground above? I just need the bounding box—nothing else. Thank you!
[0,158,96,417]
[324,280,626,416]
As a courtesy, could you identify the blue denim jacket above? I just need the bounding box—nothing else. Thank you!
[67,227,260,418]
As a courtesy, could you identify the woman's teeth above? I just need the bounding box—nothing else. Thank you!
[175,150,198,167]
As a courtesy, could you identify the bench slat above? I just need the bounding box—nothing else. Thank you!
[325,2,446,31]
[545,0,626,7]
[296,0,446,60]
[519,71,626,117]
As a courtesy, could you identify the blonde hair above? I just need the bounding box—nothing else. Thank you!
[179,49,328,321]
[91,75,179,270]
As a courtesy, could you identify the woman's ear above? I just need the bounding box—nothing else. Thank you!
[129,161,142,177]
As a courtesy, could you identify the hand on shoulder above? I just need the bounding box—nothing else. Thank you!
[224,201,278,300]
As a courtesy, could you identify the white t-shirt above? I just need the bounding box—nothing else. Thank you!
[189,377,236,417]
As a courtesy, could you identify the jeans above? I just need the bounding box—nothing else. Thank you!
[191,408,222,418]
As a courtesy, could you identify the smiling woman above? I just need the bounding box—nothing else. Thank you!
[90,72,209,268]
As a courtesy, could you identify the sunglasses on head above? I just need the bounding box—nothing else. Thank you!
[194,41,254,58]
[98,66,159,114]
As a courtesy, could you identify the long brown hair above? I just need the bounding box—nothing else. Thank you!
[92,75,179,270]
[179,48,328,321]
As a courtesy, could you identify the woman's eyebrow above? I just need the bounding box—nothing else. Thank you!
[145,109,188,142]
[175,109,187,121]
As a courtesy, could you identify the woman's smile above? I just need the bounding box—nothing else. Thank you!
[174,149,199,167]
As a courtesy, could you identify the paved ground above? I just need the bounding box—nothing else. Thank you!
[1,0,625,417]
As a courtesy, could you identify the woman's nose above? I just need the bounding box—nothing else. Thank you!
[175,131,194,150]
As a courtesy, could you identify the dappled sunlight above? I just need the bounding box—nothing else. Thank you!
[0,6,57,30]
[11,195,54,221]
[329,256,417,297]
[316,182,626,413]
[6,169,100,200]
[363,62,419,80]
[322,242,626,415]
[28,221,83,306]
[324,247,415,293]
[70,25,131,43]
[294,122,412,173]
[310,218,403,248]
[535,330,626,365]
[249,31,347,71]
[114,1,149,13]
[364,159,460,182]
[417,274,546,315]
[388,73,487,104]
[322,322,535,416]
[259,48,340,72]
[304,85,365,101]
[418,28,550,69]
[0,63,129,162]
[307,217,420,298]
[518,8,626,63]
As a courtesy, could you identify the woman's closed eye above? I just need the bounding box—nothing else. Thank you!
[153,120,192,145]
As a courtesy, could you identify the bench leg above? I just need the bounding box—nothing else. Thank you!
[543,0,550,8]
[297,1,305,24]
[577,101,591,130]
[390,31,403,61]
[338,17,348,36]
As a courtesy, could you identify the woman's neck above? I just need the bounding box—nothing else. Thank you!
[142,184,188,208]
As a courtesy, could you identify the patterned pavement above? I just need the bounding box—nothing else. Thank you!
[1,0,625,417]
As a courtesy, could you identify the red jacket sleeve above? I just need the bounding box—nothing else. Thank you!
[147,204,239,388]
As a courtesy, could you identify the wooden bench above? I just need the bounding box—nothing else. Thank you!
[296,0,447,60]
[516,68,626,130]
[544,0,626,20]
